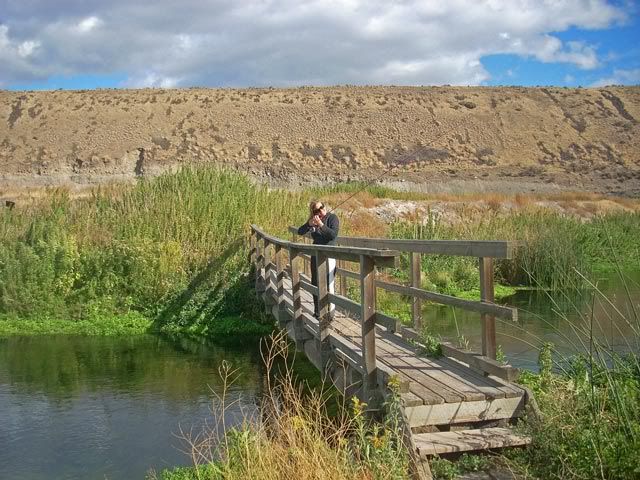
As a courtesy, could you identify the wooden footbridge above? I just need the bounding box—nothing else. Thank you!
[250,225,535,478]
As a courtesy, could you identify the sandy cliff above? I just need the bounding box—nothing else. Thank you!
[1,86,639,196]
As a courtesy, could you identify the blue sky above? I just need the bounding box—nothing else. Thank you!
[1,0,638,90]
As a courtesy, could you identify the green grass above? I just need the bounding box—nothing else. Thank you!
[0,167,308,336]
[389,210,640,290]
[147,465,221,480]
[504,266,640,480]
[510,350,640,479]
[0,311,152,336]
[2,169,638,338]
[310,181,429,202]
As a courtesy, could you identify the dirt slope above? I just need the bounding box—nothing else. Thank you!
[1,86,639,196]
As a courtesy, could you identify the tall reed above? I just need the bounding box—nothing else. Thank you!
[506,263,640,479]
[0,168,308,334]
[151,331,409,480]
[389,210,640,290]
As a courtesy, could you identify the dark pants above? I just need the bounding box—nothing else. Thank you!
[310,255,336,318]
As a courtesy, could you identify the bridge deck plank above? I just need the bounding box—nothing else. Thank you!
[334,316,496,404]
[265,270,524,407]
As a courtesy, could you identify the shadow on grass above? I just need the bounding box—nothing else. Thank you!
[153,237,272,337]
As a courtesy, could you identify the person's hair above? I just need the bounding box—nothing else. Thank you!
[309,200,325,216]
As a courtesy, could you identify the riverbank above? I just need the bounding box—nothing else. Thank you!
[1,167,639,479]
[1,167,639,337]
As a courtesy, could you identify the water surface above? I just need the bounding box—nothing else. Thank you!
[0,334,277,480]
[423,270,640,369]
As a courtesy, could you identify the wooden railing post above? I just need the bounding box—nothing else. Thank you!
[360,254,378,405]
[249,230,257,266]
[410,252,422,331]
[263,240,273,304]
[303,237,310,277]
[316,250,331,370]
[479,257,497,360]
[255,233,265,293]
[289,247,305,350]
[275,245,286,326]
[339,259,348,297]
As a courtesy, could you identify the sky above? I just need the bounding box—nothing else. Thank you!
[1,0,638,90]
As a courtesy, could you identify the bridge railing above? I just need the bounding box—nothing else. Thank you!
[287,226,519,381]
[251,224,400,399]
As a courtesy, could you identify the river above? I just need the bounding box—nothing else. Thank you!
[1,271,638,478]
[425,269,640,370]
[0,334,319,480]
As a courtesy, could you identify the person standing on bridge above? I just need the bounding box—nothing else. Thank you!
[297,200,339,319]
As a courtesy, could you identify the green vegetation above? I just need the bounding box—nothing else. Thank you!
[0,168,308,336]
[516,273,639,479]
[510,345,640,479]
[0,311,151,336]
[149,333,409,480]
[430,453,491,480]
[427,280,640,480]
[390,210,640,291]
[3,167,637,336]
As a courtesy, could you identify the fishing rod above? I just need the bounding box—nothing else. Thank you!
[324,128,451,216]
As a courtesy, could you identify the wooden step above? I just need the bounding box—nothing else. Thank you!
[413,427,531,458]
[404,395,526,427]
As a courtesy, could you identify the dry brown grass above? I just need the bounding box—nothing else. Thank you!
[342,210,388,238]
[543,191,605,202]
[170,332,409,480]
[514,193,533,208]
[611,196,640,209]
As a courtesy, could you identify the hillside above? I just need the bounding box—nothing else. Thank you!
[1,86,639,196]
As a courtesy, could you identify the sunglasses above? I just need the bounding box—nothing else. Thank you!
[312,204,324,215]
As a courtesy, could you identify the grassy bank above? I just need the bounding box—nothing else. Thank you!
[422,269,640,480]
[2,168,639,336]
[500,342,639,480]
[388,209,640,291]
[0,168,307,336]
[148,333,409,480]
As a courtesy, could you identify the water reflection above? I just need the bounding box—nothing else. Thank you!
[0,334,272,480]
[424,270,640,369]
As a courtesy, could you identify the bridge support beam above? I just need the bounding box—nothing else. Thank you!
[479,257,497,360]
[316,251,332,372]
[360,254,379,407]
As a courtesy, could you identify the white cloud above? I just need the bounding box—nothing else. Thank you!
[125,72,181,88]
[17,40,40,58]
[74,16,102,34]
[0,0,629,87]
[564,74,575,83]
[591,68,640,86]
[0,25,45,86]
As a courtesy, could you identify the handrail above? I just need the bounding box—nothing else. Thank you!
[288,226,516,259]
[287,224,520,366]
[252,224,403,403]
[252,224,401,267]
[252,224,519,387]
